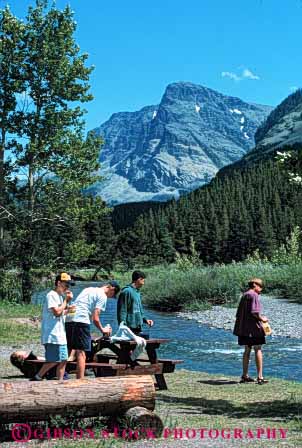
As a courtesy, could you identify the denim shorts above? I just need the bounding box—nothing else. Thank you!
[44,343,68,362]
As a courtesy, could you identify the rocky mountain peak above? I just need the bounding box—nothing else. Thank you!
[90,82,272,205]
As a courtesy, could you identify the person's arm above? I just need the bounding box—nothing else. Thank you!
[92,308,107,333]
[250,293,268,322]
[51,299,68,317]
[63,292,74,315]
[92,293,109,335]
[252,312,268,323]
[140,296,154,327]
[142,313,153,326]
[48,291,72,317]
[117,290,130,324]
[144,318,154,326]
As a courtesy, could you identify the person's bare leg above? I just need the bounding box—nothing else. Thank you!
[242,346,251,377]
[67,349,76,362]
[36,362,57,378]
[254,345,263,378]
[56,361,67,380]
[76,350,86,379]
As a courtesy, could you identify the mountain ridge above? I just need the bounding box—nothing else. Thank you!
[219,89,302,174]
[90,82,272,204]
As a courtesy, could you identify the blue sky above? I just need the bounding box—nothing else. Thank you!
[4,0,302,132]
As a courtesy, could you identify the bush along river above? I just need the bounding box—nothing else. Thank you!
[33,283,302,382]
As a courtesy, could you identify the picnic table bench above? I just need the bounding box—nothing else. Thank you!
[24,337,183,390]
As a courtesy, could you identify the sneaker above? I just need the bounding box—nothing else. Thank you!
[240,375,255,383]
[29,376,43,381]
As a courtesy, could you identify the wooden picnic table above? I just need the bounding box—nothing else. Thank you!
[24,338,183,390]
[90,337,181,390]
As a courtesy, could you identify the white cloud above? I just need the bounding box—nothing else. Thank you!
[290,86,299,92]
[221,67,260,82]
[242,68,260,80]
[221,71,241,82]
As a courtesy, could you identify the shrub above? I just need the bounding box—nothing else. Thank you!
[141,262,302,311]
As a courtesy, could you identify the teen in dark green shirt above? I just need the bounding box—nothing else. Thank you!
[117,271,154,334]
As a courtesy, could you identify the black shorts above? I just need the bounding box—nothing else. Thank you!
[130,327,142,335]
[66,322,91,352]
[238,336,266,347]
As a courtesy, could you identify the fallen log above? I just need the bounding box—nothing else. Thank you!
[0,375,156,424]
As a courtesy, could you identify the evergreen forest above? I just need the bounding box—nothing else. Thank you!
[89,154,302,269]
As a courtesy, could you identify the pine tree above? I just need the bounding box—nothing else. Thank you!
[156,214,175,262]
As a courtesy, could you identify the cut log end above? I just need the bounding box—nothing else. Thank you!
[124,406,164,438]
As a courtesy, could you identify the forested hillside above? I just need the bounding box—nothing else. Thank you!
[111,155,302,265]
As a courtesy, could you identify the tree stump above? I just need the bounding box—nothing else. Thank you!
[0,375,155,424]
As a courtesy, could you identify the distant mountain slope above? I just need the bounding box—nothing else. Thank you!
[218,90,302,177]
[90,82,272,204]
[244,89,302,163]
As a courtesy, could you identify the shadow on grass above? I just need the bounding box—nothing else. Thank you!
[0,374,24,380]
[198,380,238,385]
[159,395,302,420]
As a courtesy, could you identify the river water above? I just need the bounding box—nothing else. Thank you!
[33,283,302,382]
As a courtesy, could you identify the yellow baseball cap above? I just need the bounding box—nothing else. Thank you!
[56,272,75,286]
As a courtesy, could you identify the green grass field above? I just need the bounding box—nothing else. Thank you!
[0,369,301,447]
[0,301,42,344]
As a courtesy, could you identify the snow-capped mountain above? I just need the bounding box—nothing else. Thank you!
[90,82,272,204]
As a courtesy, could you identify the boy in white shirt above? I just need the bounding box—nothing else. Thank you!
[66,280,120,380]
[30,272,74,381]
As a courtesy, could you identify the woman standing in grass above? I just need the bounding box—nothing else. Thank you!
[233,278,269,385]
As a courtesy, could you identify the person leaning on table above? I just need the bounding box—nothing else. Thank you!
[66,280,120,380]
[233,278,269,385]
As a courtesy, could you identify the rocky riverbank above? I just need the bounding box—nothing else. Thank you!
[178,295,302,339]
